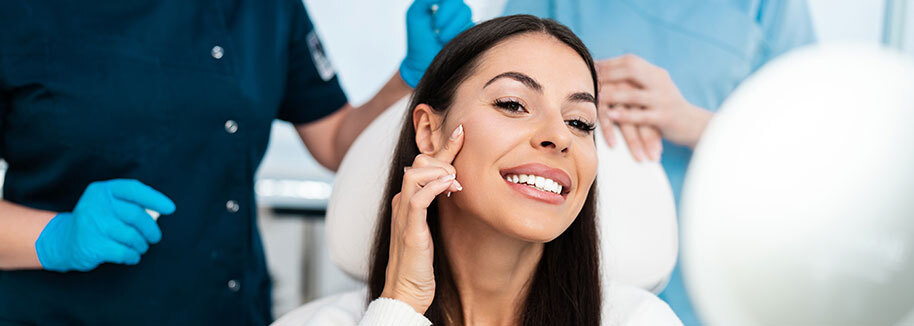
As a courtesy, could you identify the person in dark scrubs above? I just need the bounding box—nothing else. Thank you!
[0,0,473,324]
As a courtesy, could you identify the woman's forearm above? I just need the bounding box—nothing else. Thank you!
[0,200,56,270]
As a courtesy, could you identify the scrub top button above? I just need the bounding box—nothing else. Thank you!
[227,279,241,292]
[226,200,239,213]
[211,45,224,59]
[224,120,238,134]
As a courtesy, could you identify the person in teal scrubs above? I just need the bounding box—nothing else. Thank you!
[502,0,816,324]
[0,0,472,324]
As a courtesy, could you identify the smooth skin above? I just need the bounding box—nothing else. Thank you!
[381,33,599,325]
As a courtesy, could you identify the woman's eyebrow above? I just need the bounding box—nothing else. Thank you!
[567,92,596,105]
[484,71,542,92]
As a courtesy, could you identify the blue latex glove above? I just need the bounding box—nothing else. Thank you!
[35,179,176,272]
[400,0,475,87]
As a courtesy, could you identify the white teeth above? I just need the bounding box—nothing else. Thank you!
[504,174,564,195]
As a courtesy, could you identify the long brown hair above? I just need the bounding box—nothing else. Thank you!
[368,15,602,325]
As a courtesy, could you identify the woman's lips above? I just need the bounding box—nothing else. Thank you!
[503,178,566,205]
[499,163,572,190]
[499,163,572,205]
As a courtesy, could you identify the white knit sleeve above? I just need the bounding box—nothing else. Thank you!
[358,298,432,326]
[602,283,683,326]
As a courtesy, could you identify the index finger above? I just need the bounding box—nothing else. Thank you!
[109,179,177,215]
[433,124,464,163]
[595,55,654,88]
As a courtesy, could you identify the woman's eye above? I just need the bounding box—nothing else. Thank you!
[494,99,527,113]
[566,119,596,133]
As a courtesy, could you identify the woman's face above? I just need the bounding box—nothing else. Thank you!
[435,33,598,243]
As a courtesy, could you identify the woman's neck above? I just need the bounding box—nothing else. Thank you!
[438,202,543,326]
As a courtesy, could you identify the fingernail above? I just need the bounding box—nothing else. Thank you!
[446,191,451,198]
[454,180,463,191]
[634,149,645,162]
[439,174,456,182]
[403,166,411,173]
[450,124,463,140]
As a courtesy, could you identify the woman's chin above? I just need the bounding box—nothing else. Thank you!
[495,215,573,244]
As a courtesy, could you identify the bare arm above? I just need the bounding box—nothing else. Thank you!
[295,73,411,171]
[0,200,56,270]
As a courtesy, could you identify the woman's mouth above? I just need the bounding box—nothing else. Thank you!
[499,163,571,205]
[504,174,563,194]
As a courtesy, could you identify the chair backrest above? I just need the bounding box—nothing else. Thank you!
[326,97,678,293]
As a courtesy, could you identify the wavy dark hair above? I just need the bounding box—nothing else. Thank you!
[368,15,601,325]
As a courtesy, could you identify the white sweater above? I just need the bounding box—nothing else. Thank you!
[273,282,682,326]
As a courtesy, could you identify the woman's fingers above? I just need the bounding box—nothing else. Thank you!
[401,166,458,199]
[384,175,456,314]
[637,125,663,161]
[595,54,661,88]
[382,126,467,316]
[410,154,457,175]
[599,82,652,108]
[405,174,457,226]
[399,124,465,199]
[433,124,464,164]
[607,106,662,126]
[598,107,617,148]
[619,121,647,162]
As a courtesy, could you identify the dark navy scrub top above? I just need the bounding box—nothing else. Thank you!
[0,0,346,324]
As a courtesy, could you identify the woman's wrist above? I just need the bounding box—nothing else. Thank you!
[684,105,712,149]
[381,288,430,315]
[668,104,712,149]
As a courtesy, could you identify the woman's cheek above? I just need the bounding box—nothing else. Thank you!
[576,143,599,190]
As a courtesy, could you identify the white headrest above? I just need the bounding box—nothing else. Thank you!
[326,96,678,293]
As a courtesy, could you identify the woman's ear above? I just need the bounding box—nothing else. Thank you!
[413,103,443,155]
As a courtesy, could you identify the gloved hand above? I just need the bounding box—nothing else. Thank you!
[35,179,176,272]
[400,0,474,87]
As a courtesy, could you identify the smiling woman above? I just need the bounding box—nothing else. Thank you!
[274,15,681,326]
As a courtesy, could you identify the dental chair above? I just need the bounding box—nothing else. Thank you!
[276,96,678,323]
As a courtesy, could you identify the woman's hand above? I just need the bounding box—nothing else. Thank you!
[381,125,465,314]
[596,54,713,153]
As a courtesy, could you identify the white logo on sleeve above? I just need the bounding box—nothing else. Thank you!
[306,30,335,82]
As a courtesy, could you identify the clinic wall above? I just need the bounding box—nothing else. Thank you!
[807,0,885,43]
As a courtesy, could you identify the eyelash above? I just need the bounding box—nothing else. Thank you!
[493,98,596,133]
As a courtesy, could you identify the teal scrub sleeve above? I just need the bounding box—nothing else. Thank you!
[753,0,817,71]
[278,0,349,125]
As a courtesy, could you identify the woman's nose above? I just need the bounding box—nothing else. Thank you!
[531,118,572,154]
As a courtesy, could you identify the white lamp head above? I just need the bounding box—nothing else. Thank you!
[682,44,914,325]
